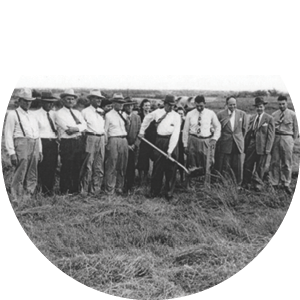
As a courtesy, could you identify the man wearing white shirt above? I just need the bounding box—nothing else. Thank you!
[182,95,221,185]
[5,88,43,205]
[34,92,59,196]
[139,95,181,200]
[242,97,275,191]
[216,97,247,185]
[104,94,128,194]
[55,89,87,194]
[80,90,106,195]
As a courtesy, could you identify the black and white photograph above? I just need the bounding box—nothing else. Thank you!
[1,1,300,300]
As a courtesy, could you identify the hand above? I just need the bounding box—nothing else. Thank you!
[184,147,188,155]
[39,152,43,162]
[167,152,172,160]
[128,145,134,151]
[66,126,79,135]
[209,139,216,149]
[138,133,144,139]
[10,154,18,167]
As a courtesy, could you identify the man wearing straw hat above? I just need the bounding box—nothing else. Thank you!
[34,91,59,196]
[122,97,141,193]
[55,88,87,194]
[242,97,275,192]
[104,93,128,194]
[80,89,106,195]
[139,95,181,200]
[4,88,43,205]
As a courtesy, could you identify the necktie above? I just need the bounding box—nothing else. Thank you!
[279,112,284,124]
[196,113,202,136]
[118,112,128,127]
[47,112,57,134]
[69,109,81,125]
[252,115,260,137]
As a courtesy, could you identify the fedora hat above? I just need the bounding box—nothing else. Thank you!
[164,95,176,106]
[18,88,36,101]
[41,91,58,101]
[253,97,268,106]
[123,96,136,106]
[111,93,126,103]
[60,88,78,99]
[87,89,105,99]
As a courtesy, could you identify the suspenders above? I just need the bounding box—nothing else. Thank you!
[15,110,26,137]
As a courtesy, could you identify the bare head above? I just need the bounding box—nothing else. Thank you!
[226,96,237,113]
[277,95,288,112]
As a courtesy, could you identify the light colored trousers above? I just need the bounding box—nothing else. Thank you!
[269,135,294,187]
[11,137,40,202]
[104,137,128,194]
[80,135,105,194]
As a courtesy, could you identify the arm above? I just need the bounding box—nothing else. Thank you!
[75,111,87,132]
[293,112,299,140]
[211,112,221,141]
[182,112,190,148]
[139,110,156,135]
[4,111,17,156]
[134,115,142,148]
[265,116,275,154]
[168,113,181,155]
[242,112,248,137]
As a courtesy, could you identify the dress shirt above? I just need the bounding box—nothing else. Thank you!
[5,107,42,156]
[140,108,181,154]
[253,113,264,130]
[33,108,57,139]
[229,109,235,130]
[81,105,105,135]
[273,108,299,139]
[105,109,127,137]
[55,106,87,139]
[182,108,221,147]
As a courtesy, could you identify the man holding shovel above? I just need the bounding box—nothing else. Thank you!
[138,95,181,200]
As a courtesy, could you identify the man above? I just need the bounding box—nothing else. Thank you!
[269,95,298,195]
[177,106,186,183]
[122,97,141,193]
[55,88,87,194]
[34,91,59,196]
[5,88,43,205]
[242,97,275,192]
[101,98,113,115]
[104,93,128,194]
[139,95,181,200]
[216,96,247,185]
[80,90,106,195]
[182,95,221,186]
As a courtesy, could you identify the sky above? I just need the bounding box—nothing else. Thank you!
[16,75,287,92]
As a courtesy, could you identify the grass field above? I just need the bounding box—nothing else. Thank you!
[1,96,299,299]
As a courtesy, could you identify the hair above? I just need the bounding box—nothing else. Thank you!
[277,95,287,101]
[194,95,205,104]
[226,96,237,104]
[140,98,151,110]
[177,106,185,113]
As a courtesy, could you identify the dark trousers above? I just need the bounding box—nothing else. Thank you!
[59,137,84,194]
[124,147,137,192]
[151,135,178,197]
[242,138,268,190]
[216,142,243,185]
[38,139,58,195]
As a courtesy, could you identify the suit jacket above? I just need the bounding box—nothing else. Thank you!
[126,113,141,147]
[217,109,248,154]
[245,113,275,155]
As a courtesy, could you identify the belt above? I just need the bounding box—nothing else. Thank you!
[109,135,127,139]
[275,132,293,137]
[190,133,213,139]
[85,132,104,137]
[41,138,57,141]
[157,134,171,139]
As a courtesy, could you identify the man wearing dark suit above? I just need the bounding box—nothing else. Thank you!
[216,96,247,185]
[122,97,141,193]
[242,97,275,191]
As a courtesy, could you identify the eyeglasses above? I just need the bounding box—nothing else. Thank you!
[197,115,201,135]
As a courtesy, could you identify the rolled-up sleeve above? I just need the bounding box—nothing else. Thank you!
[182,113,191,147]
[140,111,156,135]
[168,113,181,154]
[4,111,16,156]
[211,112,221,141]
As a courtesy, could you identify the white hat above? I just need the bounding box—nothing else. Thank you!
[60,88,78,99]
[87,90,105,99]
[18,88,36,101]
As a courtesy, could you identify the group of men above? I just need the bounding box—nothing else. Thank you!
[4,88,298,206]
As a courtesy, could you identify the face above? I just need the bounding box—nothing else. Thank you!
[164,103,174,112]
[124,104,134,114]
[114,102,123,111]
[196,101,205,112]
[103,104,112,113]
[256,104,265,115]
[177,109,185,119]
[142,101,151,113]
[278,100,287,112]
[90,96,102,108]
[19,99,32,111]
[62,96,77,109]
[227,98,237,113]
[42,101,54,112]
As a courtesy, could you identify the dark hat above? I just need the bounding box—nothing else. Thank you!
[41,91,58,101]
[111,93,126,103]
[253,97,268,106]
[123,96,136,106]
[195,95,206,104]
[164,95,176,106]
[101,98,112,107]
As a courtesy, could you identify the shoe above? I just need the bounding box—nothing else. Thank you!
[284,186,293,195]
[165,194,173,201]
